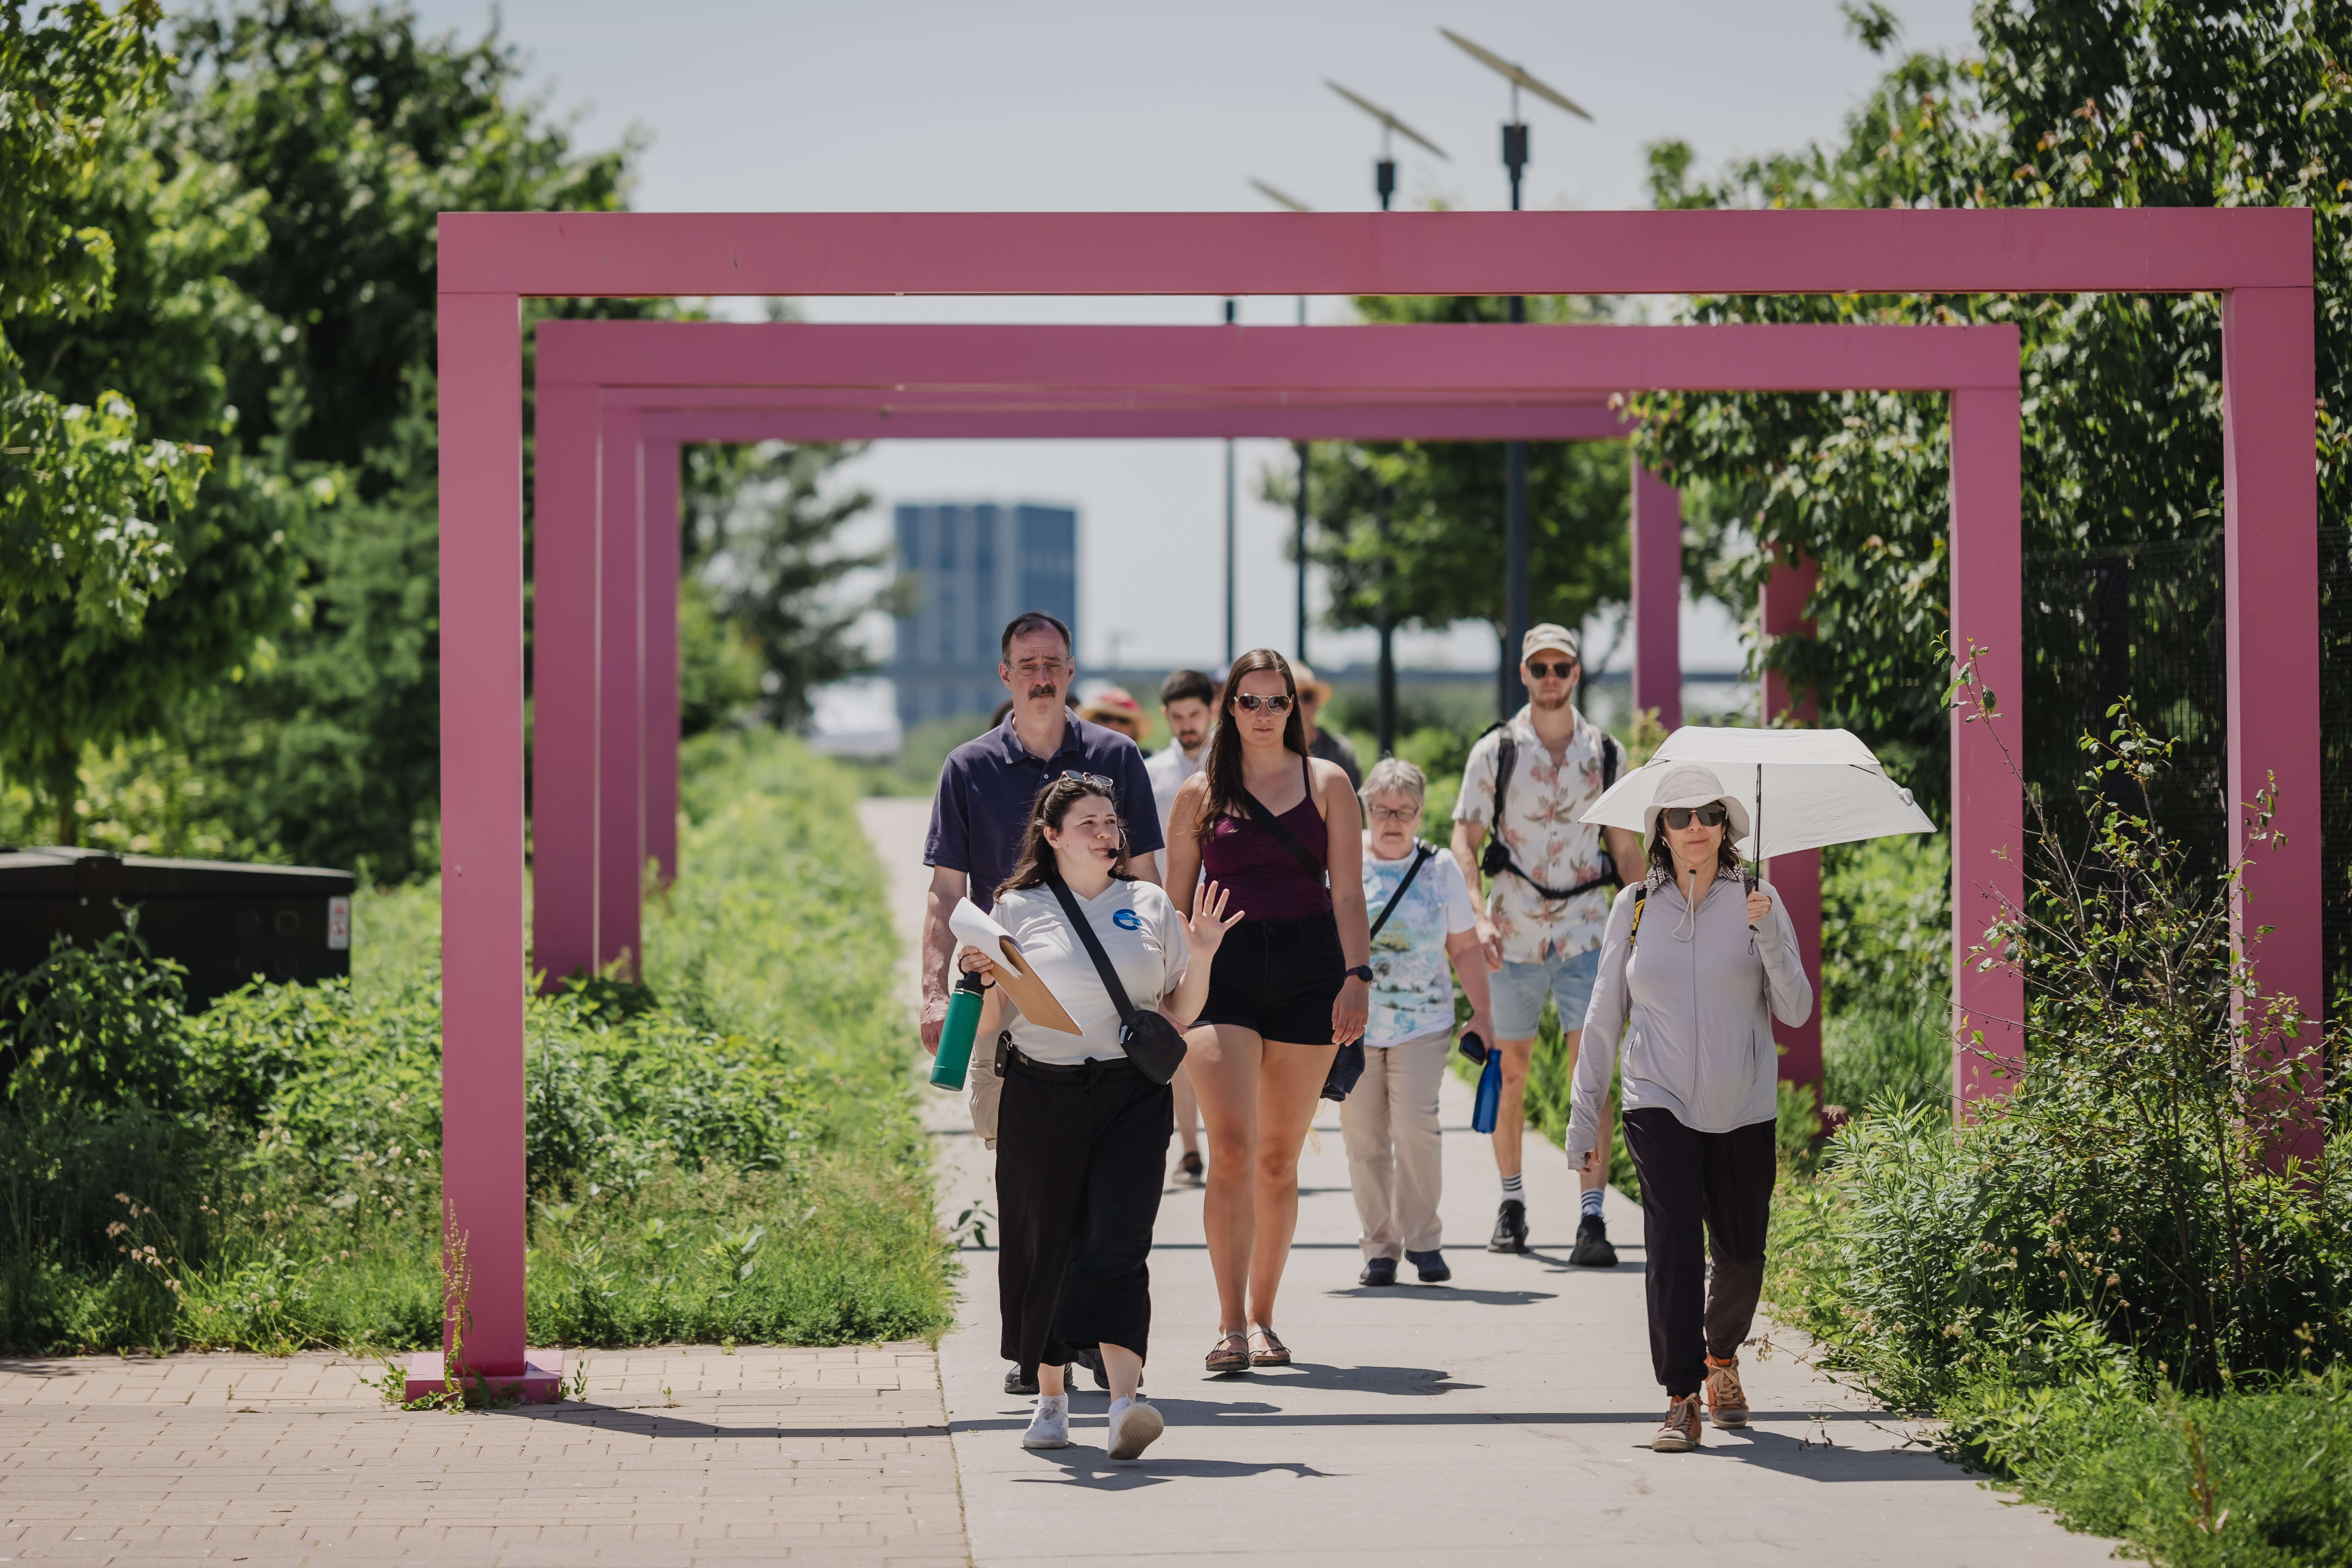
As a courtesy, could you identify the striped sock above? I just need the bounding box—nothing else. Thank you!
[1580,1188,1605,1220]
[1500,1171,1525,1201]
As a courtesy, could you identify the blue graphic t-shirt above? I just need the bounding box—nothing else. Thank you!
[1360,841,1478,1046]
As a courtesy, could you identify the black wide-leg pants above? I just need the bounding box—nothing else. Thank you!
[996,1054,1172,1379]
[1622,1107,1776,1398]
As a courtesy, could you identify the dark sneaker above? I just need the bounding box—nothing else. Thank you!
[1653,1393,1702,1452]
[1359,1256,1398,1286]
[1174,1151,1205,1186]
[1407,1249,1451,1284]
[1488,1199,1529,1254]
[1569,1213,1618,1267]
[1005,1365,1034,1396]
[1704,1355,1749,1428]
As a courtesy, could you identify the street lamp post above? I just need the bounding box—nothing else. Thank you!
[1223,296,1238,668]
[1441,28,1592,718]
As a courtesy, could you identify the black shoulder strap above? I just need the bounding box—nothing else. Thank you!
[1627,883,1649,949]
[1601,731,1620,793]
[1241,767,1328,886]
[1492,728,1519,831]
[1043,871,1139,1022]
[1367,842,1434,942]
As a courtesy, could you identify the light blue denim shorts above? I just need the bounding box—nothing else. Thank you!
[1489,947,1603,1040]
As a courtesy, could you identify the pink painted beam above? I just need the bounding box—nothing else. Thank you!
[1631,465,1683,732]
[2222,286,2323,1165]
[1949,388,2028,1110]
[529,386,600,993]
[436,290,530,1378]
[645,439,681,887]
[598,410,644,977]
[1760,553,1824,1095]
[631,404,1635,443]
[443,208,2311,299]
[543,320,2022,395]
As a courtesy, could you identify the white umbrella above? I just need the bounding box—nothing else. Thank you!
[1579,726,1936,862]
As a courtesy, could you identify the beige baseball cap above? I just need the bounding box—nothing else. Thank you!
[1522,623,1580,662]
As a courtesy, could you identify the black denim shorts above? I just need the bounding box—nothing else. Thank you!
[1193,910,1343,1044]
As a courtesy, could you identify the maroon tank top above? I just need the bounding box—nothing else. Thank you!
[1199,755,1332,920]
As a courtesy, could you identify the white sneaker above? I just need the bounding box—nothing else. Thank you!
[1105,1396,1164,1461]
[1021,1395,1071,1450]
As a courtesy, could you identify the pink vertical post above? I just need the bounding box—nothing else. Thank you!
[530,384,599,991]
[598,409,645,976]
[1948,388,2027,1109]
[2221,287,2323,1164]
[644,439,682,885]
[1759,553,1823,1092]
[435,289,529,1375]
[1631,464,1684,731]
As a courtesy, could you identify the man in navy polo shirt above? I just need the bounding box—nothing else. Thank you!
[919,610,1164,1058]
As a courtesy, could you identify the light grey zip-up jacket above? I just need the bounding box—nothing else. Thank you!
[1564,871,1813,1166]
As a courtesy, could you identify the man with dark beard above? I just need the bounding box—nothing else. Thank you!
[919,610,1164,1395]
[1449,625,1643,1266]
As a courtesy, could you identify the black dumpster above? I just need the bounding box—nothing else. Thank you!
[0,847,356,1007]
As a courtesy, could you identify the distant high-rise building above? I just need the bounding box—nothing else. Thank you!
[890,503,1078,728]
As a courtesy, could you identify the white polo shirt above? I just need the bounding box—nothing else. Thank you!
[991,877,1190,1065]
[1144,740,1206,876]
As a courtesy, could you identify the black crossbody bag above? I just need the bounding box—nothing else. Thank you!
[1238,785,1372,1102]
[1477,728,1624,901]
[1042,872,1190,1085]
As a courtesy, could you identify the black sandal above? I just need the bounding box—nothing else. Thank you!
[1206,1330,1250,1373]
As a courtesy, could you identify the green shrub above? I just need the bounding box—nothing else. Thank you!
[1,926,198,1119]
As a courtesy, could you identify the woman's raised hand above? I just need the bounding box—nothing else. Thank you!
[1184,880,1244,956]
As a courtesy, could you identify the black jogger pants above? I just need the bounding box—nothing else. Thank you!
[1621,1107,1776,1398]
[995,1053,1172,1380]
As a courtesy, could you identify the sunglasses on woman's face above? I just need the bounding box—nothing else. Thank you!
[1663,805,1728,830]
[1232,693,1293,714]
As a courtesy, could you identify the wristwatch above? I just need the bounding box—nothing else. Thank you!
[1345,964,1374,984]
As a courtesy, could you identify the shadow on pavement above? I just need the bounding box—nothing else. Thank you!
[1325,1284,1560,1306]
[1015,1454,1338,1488]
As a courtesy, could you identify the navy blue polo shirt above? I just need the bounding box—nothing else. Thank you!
[925,713,1165,910]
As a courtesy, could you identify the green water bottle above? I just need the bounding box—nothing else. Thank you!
[930,969,986,1090]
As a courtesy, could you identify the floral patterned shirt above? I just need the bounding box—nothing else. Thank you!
[1451,705,1622,964]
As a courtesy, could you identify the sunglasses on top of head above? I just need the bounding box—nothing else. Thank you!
[1662,804,1729,830]
[1232,693,1293,714]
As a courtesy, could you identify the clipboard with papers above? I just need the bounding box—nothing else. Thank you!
[948,898,1082,1035]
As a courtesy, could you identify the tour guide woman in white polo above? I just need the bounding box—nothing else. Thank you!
[957,773,1240,1461]
[1566,762,1812,1453]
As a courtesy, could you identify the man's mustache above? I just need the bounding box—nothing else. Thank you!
[1027,683,1060,699]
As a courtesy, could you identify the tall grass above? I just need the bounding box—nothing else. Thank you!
[0,730,953,1354]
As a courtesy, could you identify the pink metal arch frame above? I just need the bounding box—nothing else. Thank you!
[437,208,2317,1388]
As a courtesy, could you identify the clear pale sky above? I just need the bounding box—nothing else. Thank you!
[406,0,1979,712]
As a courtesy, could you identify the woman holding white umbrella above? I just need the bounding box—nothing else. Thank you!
[1566,762,1812,1454]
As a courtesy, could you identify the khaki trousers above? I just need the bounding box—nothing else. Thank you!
[1338,1028,1451,1261]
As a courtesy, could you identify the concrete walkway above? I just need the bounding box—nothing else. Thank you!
[859,794,2115,1568]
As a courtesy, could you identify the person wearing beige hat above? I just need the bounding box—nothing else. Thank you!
[1289,663,1361,791]
[1449,623,1642,1263]
[1565,762,1811,1452]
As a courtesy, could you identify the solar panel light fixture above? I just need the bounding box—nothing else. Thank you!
[1439,27,1591,208]
[1324,80,1447,211]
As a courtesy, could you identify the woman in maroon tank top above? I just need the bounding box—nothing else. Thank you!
[1164,649,1372,1373]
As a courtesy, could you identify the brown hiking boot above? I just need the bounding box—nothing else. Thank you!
[1704,1355,1750,1429]
[1653,1392,1701,1452]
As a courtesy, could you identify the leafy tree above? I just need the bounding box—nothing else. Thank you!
[682,441,901,731]
[1,1,229,842]
[1629,1,2350,832]
[1270,294,1632,723]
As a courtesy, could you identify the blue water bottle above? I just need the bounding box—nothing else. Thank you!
[1468,1031,1502,1134]
[930,970,986,1091]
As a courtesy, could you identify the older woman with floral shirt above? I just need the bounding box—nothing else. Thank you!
[1342,759,1496,1287]
[1449,624,1643,1263]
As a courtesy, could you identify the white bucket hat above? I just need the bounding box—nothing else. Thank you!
[1640,762,1752,847]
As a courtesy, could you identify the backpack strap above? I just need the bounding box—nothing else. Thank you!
[1627,884,1649,949]
[1480,723,1624,904]
[1366,841,1435,942]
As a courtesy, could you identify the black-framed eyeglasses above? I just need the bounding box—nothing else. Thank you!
[1526,659,1578,681]
[1060,770,1113,790]
[1233,693,1294,713]
[1662,804,1728,830]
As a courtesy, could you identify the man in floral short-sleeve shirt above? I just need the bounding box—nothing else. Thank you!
[1451,624,1643,1266]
